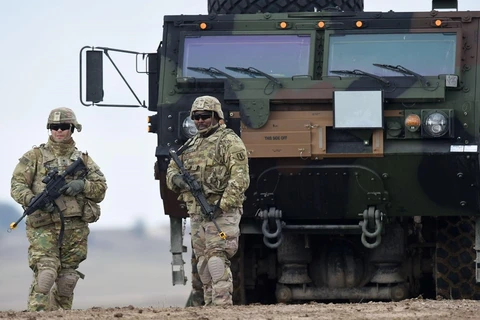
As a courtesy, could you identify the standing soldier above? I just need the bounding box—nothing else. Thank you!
[10,107,107,311]
[167,96,250,306]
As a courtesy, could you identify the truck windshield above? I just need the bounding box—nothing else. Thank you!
[327,33,456,77]
[182,35,311,78]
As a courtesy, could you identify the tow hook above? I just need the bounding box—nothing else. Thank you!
[359,206,384,249]
[257,207,283,249]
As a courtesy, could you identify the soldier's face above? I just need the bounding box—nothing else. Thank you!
[193,112,218,131]
[50,123,72,142]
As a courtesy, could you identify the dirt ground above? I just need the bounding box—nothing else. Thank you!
[1,299,480,320]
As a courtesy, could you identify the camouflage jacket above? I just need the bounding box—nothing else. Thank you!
[166,126,250,214]
[10,138,107,227]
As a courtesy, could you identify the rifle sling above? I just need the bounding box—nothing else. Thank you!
[54,197,67,212]
[176,136,198,156]
[58,211,65,249]
[54,197,68,248]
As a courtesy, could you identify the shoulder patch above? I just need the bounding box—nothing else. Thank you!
[19,156,30,165]
[233,151,247,163]
[20,148,40,166]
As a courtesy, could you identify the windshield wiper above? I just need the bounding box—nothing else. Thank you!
[225,66,283,88]
[373,64,430,87]
[330,69,390,86]
[187,67,244,89]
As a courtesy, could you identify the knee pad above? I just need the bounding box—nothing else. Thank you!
[56,270,79,297]
[208,256,228,284]
[197,256,211,285]
[36,269,57,294]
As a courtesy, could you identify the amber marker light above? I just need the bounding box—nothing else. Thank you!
[405,114,421,132]
[355,20,363,28]
[435,19,442,27]
[147,116,152,132]
[200,22,208,30]
[317,21,325,28]
[280,21,288,29]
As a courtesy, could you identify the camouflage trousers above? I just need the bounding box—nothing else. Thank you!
[26,218,89,312]
[190,246,205,306]
[190,208,241,306]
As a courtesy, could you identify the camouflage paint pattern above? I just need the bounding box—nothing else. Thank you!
[154,9,480,220]
[11,136,107,311]
[138,2,480,303]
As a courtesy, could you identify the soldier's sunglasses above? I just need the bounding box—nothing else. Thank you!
[49,123,71,131]
[192,113,212,121]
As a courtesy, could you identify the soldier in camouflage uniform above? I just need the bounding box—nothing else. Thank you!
[10,107,107,312]
[167,96,250,306]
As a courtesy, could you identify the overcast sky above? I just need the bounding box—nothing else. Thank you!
[2,0,480,231]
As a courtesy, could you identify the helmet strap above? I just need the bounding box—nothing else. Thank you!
[198,122,219,136]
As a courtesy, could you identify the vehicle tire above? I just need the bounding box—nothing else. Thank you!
[207,0,364,14]
[435,216,480,299]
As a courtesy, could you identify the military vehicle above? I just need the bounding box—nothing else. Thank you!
[80,0,480,303]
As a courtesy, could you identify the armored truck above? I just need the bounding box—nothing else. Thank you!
[81,0,480,303]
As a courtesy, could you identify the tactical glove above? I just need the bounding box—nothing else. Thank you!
[59,179,85,196]
[28,196,55,213]
[42,202,55,213]
[172,174,190,191]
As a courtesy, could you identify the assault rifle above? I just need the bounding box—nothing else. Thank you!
[169,149,226,240]
[9,157,87,231]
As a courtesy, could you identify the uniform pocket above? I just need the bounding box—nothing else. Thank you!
[186,164,203,186]
[204,165,228,193]
[81,199,101,223]
[27,210,54,228]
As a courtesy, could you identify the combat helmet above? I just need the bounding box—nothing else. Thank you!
[190,96,224,119]
[46,107,82,132]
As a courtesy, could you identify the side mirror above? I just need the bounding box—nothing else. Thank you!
[79,46,148,108]
[86,50,104,103]
[432,0,458,11]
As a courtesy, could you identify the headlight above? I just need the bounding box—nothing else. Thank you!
[182,116,197,138]
[424,112,448,137]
